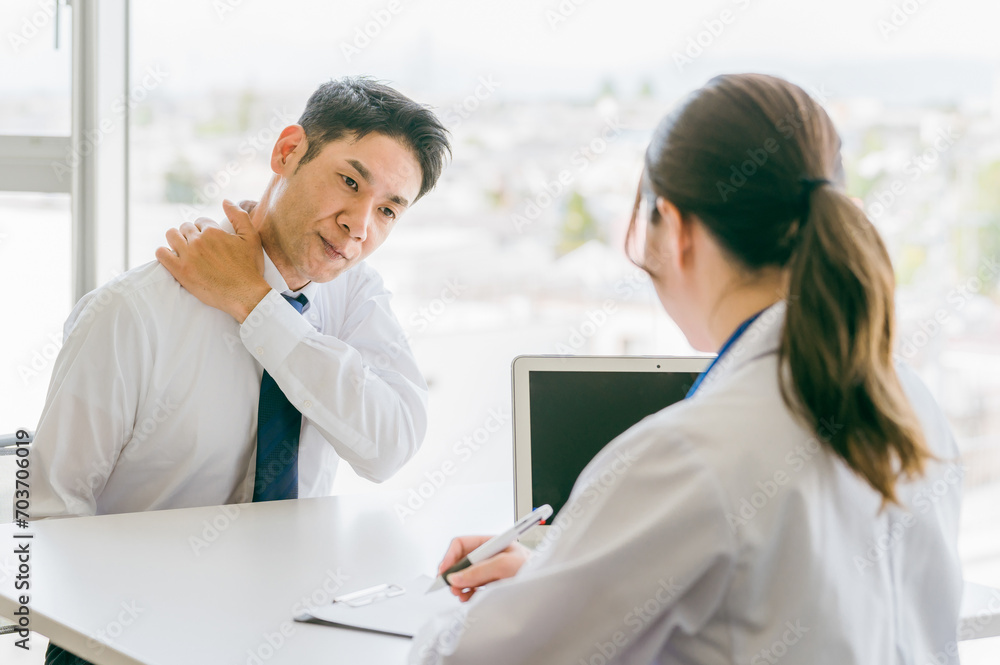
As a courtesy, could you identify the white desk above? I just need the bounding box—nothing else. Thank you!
[0,483,512,664]
[961,581,1000,641]
[1,482,998,663]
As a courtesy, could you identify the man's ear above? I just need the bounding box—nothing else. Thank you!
[271,125,307,176]
[655,196,692,274]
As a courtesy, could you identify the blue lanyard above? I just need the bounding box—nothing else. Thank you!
[686,310,764,398]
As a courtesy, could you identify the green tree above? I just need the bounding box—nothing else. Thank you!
[164,158,198,204]
[557,191,603,255]
[973,160,1000,295]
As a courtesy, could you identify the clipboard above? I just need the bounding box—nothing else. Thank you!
[293,575,462,638]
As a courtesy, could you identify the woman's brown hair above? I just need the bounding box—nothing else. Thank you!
[626,73,930,504]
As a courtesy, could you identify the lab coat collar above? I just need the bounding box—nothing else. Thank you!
[691,300,786,398]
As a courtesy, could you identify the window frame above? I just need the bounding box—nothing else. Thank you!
[0,0,130,306]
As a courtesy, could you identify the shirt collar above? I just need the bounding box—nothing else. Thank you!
[218,217,321,308]
[261,250,319,303]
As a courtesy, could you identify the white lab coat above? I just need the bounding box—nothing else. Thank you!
[410,302,963,665]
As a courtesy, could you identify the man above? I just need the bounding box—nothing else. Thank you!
[31,77,450,522]
[38,74,449,663]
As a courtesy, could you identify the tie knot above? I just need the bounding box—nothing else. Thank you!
[282,293,309,314]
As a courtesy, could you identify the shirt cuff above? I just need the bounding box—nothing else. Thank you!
[239,289,314,370]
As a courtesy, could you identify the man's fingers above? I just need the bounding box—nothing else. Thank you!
[164,227,188,255]
[194,217,222,232]
[154,246,181,274]
[223,199,256,238]
[178,221,201,240]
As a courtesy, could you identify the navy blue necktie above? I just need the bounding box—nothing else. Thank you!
[253,293,308,502]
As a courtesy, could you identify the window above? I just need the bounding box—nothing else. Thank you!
[0,0,74,435]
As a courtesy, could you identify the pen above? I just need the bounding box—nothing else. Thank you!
[426,504,553,593]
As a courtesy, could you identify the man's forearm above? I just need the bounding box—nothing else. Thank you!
[239,290,428,482]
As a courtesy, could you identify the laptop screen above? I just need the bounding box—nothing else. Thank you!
[528,369,700,520]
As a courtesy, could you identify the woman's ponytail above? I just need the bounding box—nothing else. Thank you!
[780,184,931,504]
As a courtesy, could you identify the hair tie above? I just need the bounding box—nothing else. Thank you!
[798,176,832,222]
[799,176,832,194]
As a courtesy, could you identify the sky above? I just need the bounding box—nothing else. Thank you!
[2,0,1000,103]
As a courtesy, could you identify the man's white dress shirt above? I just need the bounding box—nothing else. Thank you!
[31,242,427,518]
[410,302,963,665]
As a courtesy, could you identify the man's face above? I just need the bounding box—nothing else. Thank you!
[262,129,422,286]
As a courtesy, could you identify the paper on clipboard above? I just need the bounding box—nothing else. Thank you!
[293,575,462,638]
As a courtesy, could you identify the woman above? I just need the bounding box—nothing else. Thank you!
[409,73,963,664]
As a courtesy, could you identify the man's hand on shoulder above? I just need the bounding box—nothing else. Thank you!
[155,200,271,324]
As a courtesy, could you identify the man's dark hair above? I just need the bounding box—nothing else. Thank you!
[296,77,451,202]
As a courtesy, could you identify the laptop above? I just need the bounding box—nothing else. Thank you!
[511,355,711,535]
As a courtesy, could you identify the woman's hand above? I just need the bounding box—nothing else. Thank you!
[438,535,531,602]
